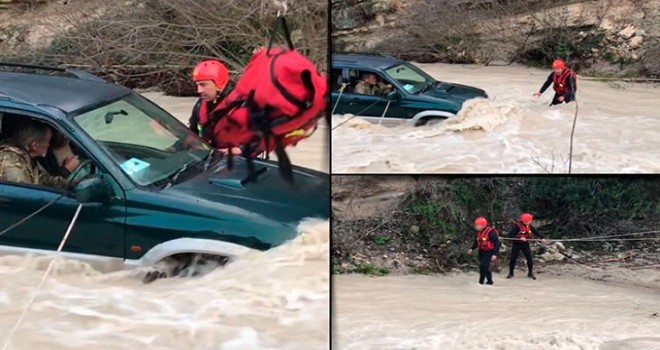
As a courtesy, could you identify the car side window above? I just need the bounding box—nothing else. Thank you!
[348,69,393,97]
[47,125,123,198]
[0,112,115,196]
[331,68,345,92]
[347,69,361,91]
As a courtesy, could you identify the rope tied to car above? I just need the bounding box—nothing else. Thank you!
[331,82,349,116]
[0,161,89,238]
[0,193,66,238]
[331,99,383,131]
[1,203,83,350]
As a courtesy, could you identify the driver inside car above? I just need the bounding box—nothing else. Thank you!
[0,118,77,190]
[354,72,394,96]
[38,126,80,178]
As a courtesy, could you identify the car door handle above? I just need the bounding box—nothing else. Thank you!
[0,197,9,207]
[349,97,361,105]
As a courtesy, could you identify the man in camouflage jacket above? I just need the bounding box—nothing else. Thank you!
[354,73,394,96]
[0,120,76,190]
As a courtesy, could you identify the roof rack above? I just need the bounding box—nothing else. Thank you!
[333,52,397,59]
[0,62,106,83]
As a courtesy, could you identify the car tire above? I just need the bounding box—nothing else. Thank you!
[415,117,445,127]
[142,253,231,283]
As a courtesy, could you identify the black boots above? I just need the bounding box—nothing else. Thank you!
[507,272,537,280]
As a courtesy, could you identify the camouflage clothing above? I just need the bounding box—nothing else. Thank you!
[354,80,391,96]
[0,143,69,189]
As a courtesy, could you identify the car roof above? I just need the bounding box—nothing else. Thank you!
[332,53,405,71]
[0,71,130,114]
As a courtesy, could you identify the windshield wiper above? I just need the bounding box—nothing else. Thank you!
[202,148,215,171]
[163,162,191,189]
[162,150,214,189]
[418,81,434,94]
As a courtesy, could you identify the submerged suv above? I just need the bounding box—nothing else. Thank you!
[331,53,488,126]
[0,63,329,280]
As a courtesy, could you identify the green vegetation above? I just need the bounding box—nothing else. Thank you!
[333,177,660,275]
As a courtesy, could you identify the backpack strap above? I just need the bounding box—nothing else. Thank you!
[273,136,294,184]
[267,15,295,53]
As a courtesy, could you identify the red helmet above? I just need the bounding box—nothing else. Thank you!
[552,59,565,70]
[192,60,229,91]
[521,213,533,223]
[474,217,488,227]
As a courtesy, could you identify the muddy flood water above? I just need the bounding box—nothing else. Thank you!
[333,270,660,350]
[331,63,660,173]
[0,93,329,350]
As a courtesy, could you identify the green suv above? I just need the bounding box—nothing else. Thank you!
[331,53,488,126]
[0,63,329,281]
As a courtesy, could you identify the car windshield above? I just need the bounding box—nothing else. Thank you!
[384,63,436,94]
[72,93,210,186]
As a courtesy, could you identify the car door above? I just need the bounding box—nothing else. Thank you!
[380,93,424,123]
[0,169,127,263]
[339,68,390,119]
[330,67,347,115]
[0,108,127,265]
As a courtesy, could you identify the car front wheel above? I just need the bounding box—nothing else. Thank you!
[142,253,231,283]
[415,117,446,127]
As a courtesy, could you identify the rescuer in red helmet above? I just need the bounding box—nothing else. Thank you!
[467,217,501,285]
[189,60,233,145]
[533,59,577,106]
[507,213,548,280]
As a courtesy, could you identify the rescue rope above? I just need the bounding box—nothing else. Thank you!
[378,100,392,126]
[331,83,348,116]
[272,0,288,16]
[0,193,67,238]
[331,99,383,131]
[501,237,660,242]
[568,99,579,174]
[499,229,660,243]
[548,245,597,270]
[498,228,660,242]
[1,203,83,350]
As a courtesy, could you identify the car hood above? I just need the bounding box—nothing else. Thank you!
[164,157,330,225]
[423,81,488,101]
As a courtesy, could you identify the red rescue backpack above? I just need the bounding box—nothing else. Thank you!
[207,15,328,183]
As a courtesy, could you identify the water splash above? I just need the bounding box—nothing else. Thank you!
[0,218,329,350]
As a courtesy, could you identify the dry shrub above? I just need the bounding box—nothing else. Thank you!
[370,0,612,69]
[7,0,327,96]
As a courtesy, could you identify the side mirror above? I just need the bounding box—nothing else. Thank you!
[74,177,111,203]
[387,91,402,101]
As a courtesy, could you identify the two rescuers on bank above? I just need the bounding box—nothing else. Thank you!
[468,214,549,284]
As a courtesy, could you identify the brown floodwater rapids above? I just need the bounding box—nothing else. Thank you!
[333,270,660,350]
[331,63,660,174]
